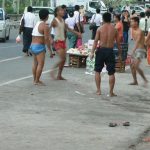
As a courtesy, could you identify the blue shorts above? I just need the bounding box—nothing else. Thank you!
[30,44,46,55]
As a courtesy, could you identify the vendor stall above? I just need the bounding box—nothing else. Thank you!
[67,45,89,68]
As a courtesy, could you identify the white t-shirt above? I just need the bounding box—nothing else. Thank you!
[140,17,150,32]
[22,12,36,28]
[149,28,150,32]
[90,13,102,26]
[125,6,130,12]
[139,18,146,31]
[65,17,76,29]
[74,11,83,23]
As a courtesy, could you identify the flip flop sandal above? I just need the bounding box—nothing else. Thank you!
[143,138,150,142]
[109,123,118,127]
[123,122,130,126]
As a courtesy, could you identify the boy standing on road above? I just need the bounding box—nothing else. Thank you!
[90,12,121,97]
[130,17,148,86]
[50,6,81,80]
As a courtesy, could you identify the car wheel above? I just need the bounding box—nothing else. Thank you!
[2,36,6,42]
[6,35,9,40]
[6,28,10,40]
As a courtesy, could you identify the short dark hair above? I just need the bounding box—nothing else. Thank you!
[131,17,140,25]
[114,14,121,21]
[27,6,33,12]
[146,10,150,18]
[39,9,49,20]
[75,5,80,11]
[62,5,67,9]
[109,7,113,13]
[96,8,100,14]
[140,12,145,18]
[103,12,111,23]
[132,10,136,15]
[68,11,74,17]
[54,6,62,17]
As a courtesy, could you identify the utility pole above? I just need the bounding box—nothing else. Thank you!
[30,0,33,6]
[2,0,5,9]
[17,0,20,14]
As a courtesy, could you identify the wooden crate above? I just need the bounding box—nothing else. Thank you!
[115,59,125,73]
[69,54,88,68]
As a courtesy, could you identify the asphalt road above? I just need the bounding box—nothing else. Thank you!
[0,26,150,150]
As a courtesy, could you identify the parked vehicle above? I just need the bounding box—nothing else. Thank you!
[121,5,145,15]
[145,3,150,9]
[84,10,94,23]
[52,0,107,14]
[0,8,10,42]
[66,7,75,13]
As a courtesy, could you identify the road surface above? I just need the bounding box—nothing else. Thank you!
[0,26,150,150]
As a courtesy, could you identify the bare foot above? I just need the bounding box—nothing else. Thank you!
[25,53,29,57]
[34,81,46,86]
[143,80,148,88]
[57,76,66,80]
[143,137,150,142]
[129,82,138,85]
[50,70,57,80]
[96,90,101,95]
[108,93,117,97]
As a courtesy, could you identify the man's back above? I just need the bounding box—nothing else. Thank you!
[99,23,116,48]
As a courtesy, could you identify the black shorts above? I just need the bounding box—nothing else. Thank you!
[95,47,115,75]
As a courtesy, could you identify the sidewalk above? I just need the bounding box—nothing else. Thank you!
[0,64,150,150]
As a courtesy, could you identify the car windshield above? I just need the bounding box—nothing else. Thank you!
[32,8,54,14]
[89,2,100,9]
[0,9,3,20]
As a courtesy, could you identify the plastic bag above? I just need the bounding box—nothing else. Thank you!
[86,56,95,75]
[76,38,82,48]
[16,35,22,43]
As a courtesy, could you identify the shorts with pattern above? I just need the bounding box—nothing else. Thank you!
[134,49,146,60]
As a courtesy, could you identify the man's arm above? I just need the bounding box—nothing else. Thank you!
[75,13,81,33]
[65,24,81,38]
[90,29,100,59]
[146,31,150,46]
[115,29,122,56]
[132,31,142,54]
[44,24,52,55]
[90,15,94,23]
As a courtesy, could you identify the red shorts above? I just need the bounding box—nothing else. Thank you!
[54,40,66,50]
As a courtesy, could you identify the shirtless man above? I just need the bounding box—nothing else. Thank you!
[50,6,81,80]
[90,12,121,97]
[130,17,148,86]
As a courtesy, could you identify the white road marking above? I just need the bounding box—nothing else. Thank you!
[0,56,23,63]
[0,45,22,49]
[0,70,51,87]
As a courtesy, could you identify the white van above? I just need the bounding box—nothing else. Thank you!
[24,7,54,25]
[0,8,10,42]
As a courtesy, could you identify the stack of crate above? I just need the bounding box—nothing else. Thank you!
[69,54,88,68]
[114,43,128,73]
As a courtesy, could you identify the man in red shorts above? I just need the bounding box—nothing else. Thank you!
[50,6,81,80]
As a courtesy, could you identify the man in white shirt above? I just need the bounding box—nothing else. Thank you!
[125,4,131,13]
[90,8,102,39]
[139,12,150,36]
[65,11,77,48]
[20,6,36,56]
[74,5,83,32]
